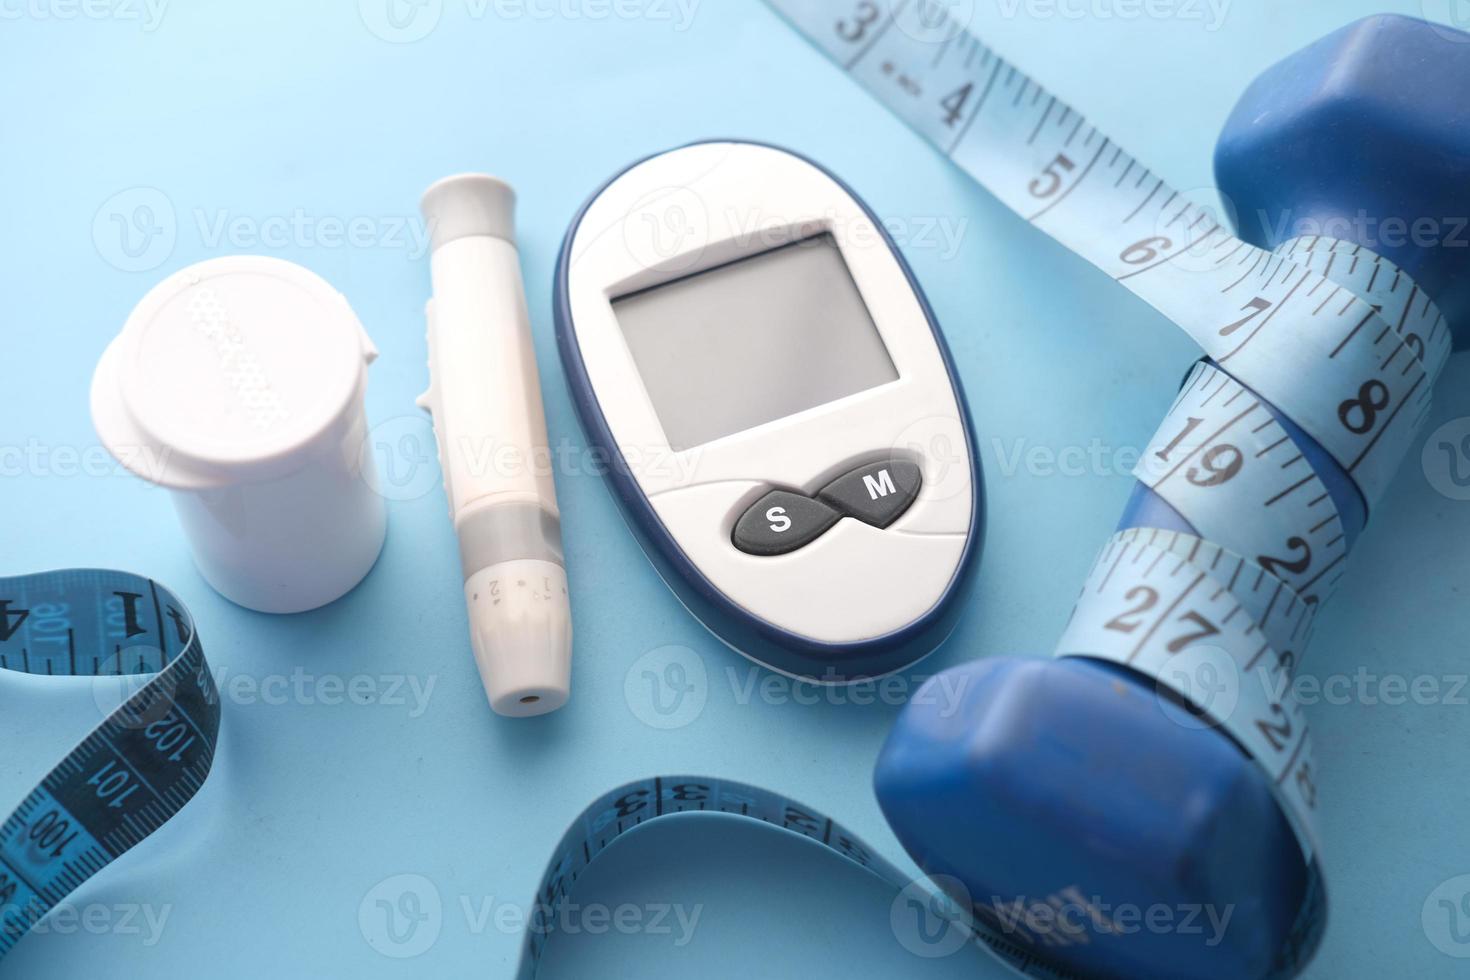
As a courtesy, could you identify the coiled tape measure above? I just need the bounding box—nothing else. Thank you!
[6,5,1467,979]
[0,571,219,959]
[0,575,1072,979]
[756,3,1465,979]
[528,6,1462,977]
[513,776,1082,980]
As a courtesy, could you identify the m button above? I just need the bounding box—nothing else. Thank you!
[818,460,922,528]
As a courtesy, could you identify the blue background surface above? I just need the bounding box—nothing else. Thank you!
[3,1,1470,977]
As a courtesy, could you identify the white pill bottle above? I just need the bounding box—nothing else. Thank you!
[92,256,386,613]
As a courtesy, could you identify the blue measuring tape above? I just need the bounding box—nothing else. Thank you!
[513,776,1084,979]
[0,570,219,961]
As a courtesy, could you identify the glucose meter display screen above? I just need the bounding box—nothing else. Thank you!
[612,233,899,452]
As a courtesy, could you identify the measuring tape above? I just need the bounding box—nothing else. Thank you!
[1055,525,1328,969]
[513,775,1087,979]
[0,570,219,961]
[0,575,1076,980]
[761,2,1452,493]
[756,0,1453,976]
[1135,361,1348,608]
[511,8,1455,972]
[4,7,1453,977]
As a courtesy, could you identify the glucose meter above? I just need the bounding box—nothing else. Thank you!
[555,142,982,681]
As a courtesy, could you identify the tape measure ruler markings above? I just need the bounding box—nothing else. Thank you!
[766,0,1449,511]
[516,775,1083,980]
[766,0,1447,755]
[1135,361,1349,608]
[0,571,220,959]
[762,2,1461,977]
[472,9,1454,979]
[1056,527,1321,845]
[1051,518,1332,968]
[3,7,1458,977]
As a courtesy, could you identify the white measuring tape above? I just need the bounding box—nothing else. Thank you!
[757,0,1451,975]
[1056,525,1322,852]
[1135,362,1348,608]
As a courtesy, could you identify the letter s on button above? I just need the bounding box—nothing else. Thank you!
[732,490,841,556]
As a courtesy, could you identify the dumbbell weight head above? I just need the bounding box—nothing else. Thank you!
[877,656,1307,980]
[876,15,1470,980]
[1217,14,1470,347]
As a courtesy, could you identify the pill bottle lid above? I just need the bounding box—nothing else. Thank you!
[93,256,378,490]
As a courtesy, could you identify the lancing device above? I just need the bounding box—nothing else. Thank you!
[418,174,572,717]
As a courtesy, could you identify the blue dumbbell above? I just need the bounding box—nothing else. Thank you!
[875,15,1470,980]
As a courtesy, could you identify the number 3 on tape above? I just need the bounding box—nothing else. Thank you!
[0,570,219,960]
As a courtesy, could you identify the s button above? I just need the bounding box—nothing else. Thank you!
[732,491,841,556]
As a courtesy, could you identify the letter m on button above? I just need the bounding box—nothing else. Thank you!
[816,460,921,529]
[863,469,897,500]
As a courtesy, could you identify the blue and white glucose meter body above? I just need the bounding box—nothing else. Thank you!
[555,142,982,681]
